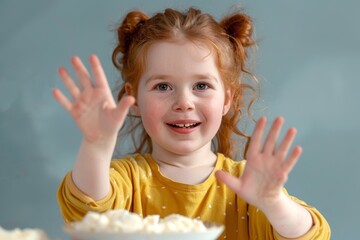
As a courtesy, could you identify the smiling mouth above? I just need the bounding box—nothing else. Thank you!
[167,123,201,128]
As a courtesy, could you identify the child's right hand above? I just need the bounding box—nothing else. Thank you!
[53,55,135,143]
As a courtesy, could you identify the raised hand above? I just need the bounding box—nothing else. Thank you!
[215,116,302,210]
[53,55,135,143]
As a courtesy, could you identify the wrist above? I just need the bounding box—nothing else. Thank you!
[82,134,118,151]
[77,135,117,166]
[83,132,118,145]
[258,191,288,215]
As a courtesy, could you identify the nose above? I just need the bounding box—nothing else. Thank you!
[172,90,195,112]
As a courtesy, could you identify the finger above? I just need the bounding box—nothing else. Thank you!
[113,95,136,122]
[282,146,302,174]
[215,170,243,194]
[71,56,93,90]
[246,116,267,159]
[52,88,72,112]
[275,127,297,162]
[58,67,81,99]
[89,55,111,91]
[262,116,284,154]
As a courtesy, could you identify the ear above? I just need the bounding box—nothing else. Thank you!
[223,89,232,116]
[125,83,140,116]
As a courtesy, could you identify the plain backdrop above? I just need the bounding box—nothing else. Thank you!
[1,0,359,239]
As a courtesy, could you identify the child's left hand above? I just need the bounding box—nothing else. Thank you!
[215,116,302,211]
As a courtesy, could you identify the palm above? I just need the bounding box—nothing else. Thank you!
[53,55,134,142]
[69,87,119,142]
[216,117,302,209]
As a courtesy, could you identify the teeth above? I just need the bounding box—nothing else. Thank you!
[172,123,198,128]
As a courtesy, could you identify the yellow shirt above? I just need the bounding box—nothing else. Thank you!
[57,153,331,239]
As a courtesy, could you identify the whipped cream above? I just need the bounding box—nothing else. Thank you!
[70,209,208,233]
[0,226,49,240]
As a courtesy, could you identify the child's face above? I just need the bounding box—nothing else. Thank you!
[135,40,231,157]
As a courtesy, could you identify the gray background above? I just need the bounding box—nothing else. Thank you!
[0,0,359,239]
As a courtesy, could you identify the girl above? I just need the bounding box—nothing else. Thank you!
[55,8,330,239]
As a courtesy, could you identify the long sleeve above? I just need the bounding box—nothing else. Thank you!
[57,155,151,223]
[57,168,126,223]
[248,193,331,239]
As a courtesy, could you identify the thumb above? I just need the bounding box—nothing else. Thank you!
[215,170,243,194]
[113,95,136,122]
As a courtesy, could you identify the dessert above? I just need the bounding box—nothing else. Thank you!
[69,209,211,233]
[0,226,49,240]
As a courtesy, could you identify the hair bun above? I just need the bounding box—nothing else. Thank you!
[220,13,254,47]
[117,11,149,54]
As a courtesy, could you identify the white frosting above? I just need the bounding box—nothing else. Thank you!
[0,227,49,240]
[70,209,209,233]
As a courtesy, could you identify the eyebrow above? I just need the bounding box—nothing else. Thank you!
[192,74,219,83]
[145,74,171,84]
[145,73,219,84]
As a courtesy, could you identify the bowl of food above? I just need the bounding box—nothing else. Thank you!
[64,209,224,240]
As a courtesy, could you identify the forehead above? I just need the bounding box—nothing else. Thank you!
[143,40,218,75]
[147,40,212,59]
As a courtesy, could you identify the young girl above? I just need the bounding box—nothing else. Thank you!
[54,8,330,239]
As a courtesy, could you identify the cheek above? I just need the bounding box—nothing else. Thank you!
[203,99,225,123]
[138,100,163,132]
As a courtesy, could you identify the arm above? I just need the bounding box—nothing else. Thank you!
[260,191,313,238]
[216,117,313,238]
[53,55,134,200]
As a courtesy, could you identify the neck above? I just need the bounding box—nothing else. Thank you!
[151,142,216,168]
[150,144,218,184]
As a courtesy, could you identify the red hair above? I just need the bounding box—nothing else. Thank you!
[112,7,257,158]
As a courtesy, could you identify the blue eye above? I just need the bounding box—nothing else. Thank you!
[155,83,171,91]
[194,83,209,90]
